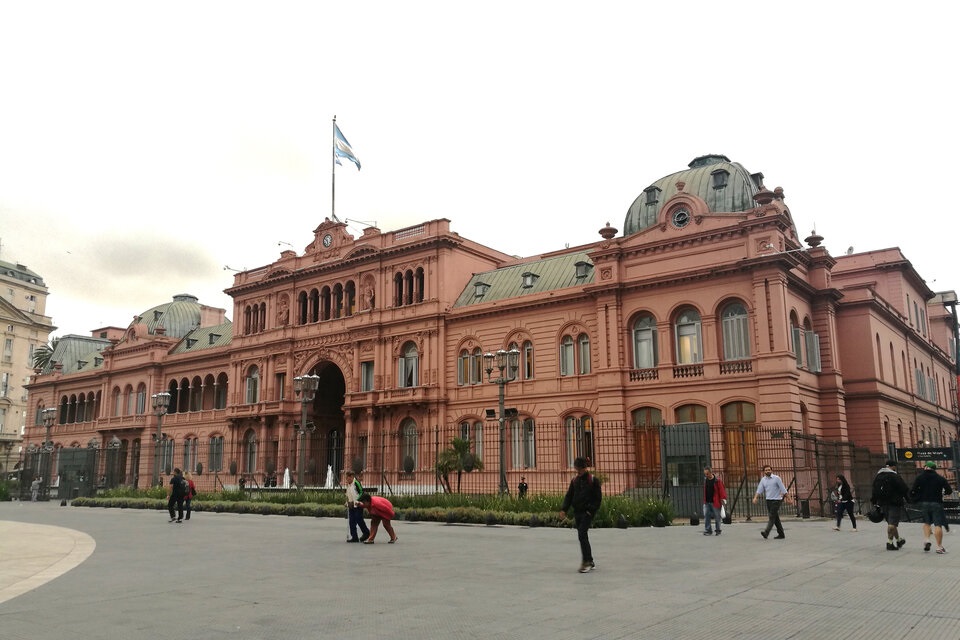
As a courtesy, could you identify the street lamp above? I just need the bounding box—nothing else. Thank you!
[151,392,171,487]
[40,408,56,499]
[483,347,520,494]
[293,374,320,489]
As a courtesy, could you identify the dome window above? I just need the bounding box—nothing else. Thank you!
[711,169,729,190]
[521,272,539,289]
[474,282,491,298]
[644,187,661,205]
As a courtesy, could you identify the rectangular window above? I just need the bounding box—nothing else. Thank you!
[208,436,224,472]
[805,332,822,373]
[559,338,574,376]
[360,362,374,391]
[578,336,591,374]
[676,325,702,364]
[510,419,536,469]
[792,327,804,367]
[523,342,534,380]
[275,373,286,401]
[635,329,656,369]
[722,315,750,360]
[136,389,146,415]
[0,372,9,397]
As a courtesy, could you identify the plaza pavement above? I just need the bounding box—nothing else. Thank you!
[1,501,958,640]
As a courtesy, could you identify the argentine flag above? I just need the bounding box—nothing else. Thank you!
[334,124,361,170]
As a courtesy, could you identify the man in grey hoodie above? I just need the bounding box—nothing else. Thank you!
[870,460,910,551]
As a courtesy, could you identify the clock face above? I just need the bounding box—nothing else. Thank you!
[672,208,690,228]
[322,234,333,247]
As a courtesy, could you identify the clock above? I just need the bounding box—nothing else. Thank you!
[671,208,690,229]
[322,234,333,247]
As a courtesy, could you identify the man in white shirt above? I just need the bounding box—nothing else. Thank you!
[753,464,789,539]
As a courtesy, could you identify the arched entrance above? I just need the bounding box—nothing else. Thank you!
[304,361,346,487]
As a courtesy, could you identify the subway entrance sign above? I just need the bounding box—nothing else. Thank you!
[896,447,953,462]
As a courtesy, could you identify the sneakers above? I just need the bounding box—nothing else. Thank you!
[714,530,721,536]
[773,534,785,539]
[886,542,898,551]
[832,527,840,531]
[168,518,177,523]
[897,538,906,549]
[578,562,594,573]
[761,530,769,539]
[346,538,360,543]
[936,547,947,554]
[359,533,370,543]
[703,530,713,536]
[924,542,932,552]
[176,519,183,523]
[589,561,596,569]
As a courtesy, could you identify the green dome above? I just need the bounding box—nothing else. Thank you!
[136,294,202,338]
[623,155,765,236]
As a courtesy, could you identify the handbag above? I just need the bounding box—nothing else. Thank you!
[867,504,884,523]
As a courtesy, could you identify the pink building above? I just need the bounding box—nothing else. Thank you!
[24,155,959,511]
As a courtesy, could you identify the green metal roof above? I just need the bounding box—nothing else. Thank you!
[170,322,233,354]
[623,154,763,236]
[44,335,111,375]
[453,252,594,308]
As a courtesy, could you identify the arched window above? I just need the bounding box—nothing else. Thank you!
[244,430,258,472]
[559,335,574,376]
[309,288,320,323]
[112,387,122,417]
[675,309,702,364]
[183,437,198,475]
[344,280,356,316]
[674,404,707,423]
[208,435,224,472]
[136,384,147,415]
[510,417,536,469]
[721,302,750,360]
[633,314,658,369]
[401,418,418,469]
[458,347,483,386]
[415,267,425,303]
[399,342,419,388]
[124,385,135,416]
[332,283,343,319]
[404,270,414,305]
[297,291,308,325]
[721,401,757,475]
[214,373,228,409]
[245,366,260,404]
[563,415,593,467]
[876,334,884,381]
[522,340,535,380]
[631,406,663,426]
[394,273,404,307]
[578,334,591,374]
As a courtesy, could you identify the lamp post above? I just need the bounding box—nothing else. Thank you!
[106,435,121,489]
[40,408,56,500]
[483,348,520,494]
[293,374,320,489]
[151,392,171,487]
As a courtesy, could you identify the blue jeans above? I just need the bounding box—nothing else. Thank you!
[348,505,370,540]
[704,503,722,532]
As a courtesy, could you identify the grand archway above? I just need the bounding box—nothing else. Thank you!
[305,361,346,486]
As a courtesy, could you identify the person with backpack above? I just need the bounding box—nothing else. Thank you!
[870,460,910,550]
[344,470,370,543]
[558,457,602,573]
[910,461,953,554]
[167,468,188,523]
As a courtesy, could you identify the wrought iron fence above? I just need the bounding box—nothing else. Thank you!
[16,421,933,522]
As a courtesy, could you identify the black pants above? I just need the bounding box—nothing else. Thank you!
[764,499,784,536]
[574,512,595,563]
[168,495,184,521]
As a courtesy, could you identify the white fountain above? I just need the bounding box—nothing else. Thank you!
[282,467,291,489]
[324,464,334,489]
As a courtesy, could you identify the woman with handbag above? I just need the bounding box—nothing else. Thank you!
[833,474,857,531]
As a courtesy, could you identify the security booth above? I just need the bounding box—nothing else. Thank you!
[661,423,711,519]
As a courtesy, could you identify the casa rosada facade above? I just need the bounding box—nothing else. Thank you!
[23,155,960,498]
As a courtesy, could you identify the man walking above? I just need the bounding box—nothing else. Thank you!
[167,468,188,523]
[344,470,370,543]
[753,464,788,539]
[870,460,909,550]
[559,457,602,573]
[703,466,727,536]
[910,461,952,554]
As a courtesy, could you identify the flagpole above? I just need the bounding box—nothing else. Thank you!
[332,115,337,222]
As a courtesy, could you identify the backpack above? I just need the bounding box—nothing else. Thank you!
[874,472,899,503]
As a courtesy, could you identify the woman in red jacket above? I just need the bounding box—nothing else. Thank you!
[358,494,398,544]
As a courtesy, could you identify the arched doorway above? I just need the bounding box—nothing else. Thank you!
[303,361,346,487]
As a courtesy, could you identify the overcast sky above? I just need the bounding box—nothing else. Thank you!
[1,2,957,339]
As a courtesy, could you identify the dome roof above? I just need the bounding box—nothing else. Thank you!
[623,154,765,236]
[135,294,202,338]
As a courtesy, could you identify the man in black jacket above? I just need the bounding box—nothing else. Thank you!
[559,457,602,573]
[911,461,953,554]
[871,460,910,550]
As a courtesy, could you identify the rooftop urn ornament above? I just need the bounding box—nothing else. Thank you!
[805,230,824,248]
[599,222,618,240]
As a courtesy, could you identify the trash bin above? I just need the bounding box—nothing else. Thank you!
[799,499,810,519]
[72,487,80,499]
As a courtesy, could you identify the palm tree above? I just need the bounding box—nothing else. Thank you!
[435,437,483,493]
[32,337,60,371]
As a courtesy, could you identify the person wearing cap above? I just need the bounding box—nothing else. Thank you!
[870,460,910,551]
[558,457,602,573]
[910,461,953,554]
